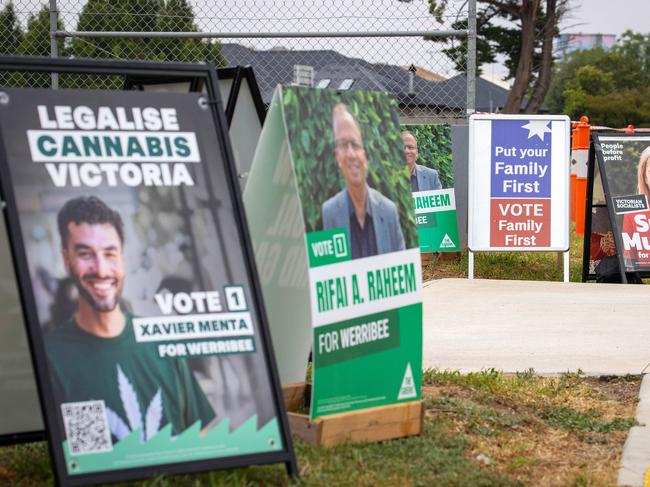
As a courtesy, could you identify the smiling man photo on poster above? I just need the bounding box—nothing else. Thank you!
[322,103,406,259]
[45,196,216,444]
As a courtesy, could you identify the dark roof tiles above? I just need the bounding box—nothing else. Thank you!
[222,43,516,112]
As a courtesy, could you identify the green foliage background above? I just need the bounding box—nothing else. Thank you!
[0,1,224,89]
[282,86,417,249]
[600,138,649,197]
[545,32,650,127]
[402,124,453,188]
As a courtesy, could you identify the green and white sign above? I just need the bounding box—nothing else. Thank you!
[413,189,460,252]
[402,124,460,252]
[246,86,422,420]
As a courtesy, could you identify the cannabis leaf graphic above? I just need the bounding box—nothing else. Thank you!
[106,364,163,443]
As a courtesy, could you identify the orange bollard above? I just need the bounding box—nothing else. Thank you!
[574,116,590,236]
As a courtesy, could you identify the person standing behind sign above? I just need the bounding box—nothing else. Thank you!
[622,147,650,267]
[322,103,406,260]
[45,196,215,443]
[402,130,442,192]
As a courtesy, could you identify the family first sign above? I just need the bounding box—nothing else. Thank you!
[468,115,570,278]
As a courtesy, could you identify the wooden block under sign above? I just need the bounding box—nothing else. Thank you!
[282,382,308,412]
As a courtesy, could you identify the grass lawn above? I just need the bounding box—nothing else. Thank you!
[1,228,640,486]
[423,225,586,282]
[0,370,639,486]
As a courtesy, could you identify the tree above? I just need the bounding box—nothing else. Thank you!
[0,3,23,56]
[69,0,224,65]
[545,48,644,113]
[0,1,225,90]
[152,0,224,64]
[427,0,569,113]
[71,0,162,60]
[545,32,650,126]
[565,86,650,128]
[19,7,65,57]
[612,30,650,81]
[2,6,66,87]
[562,65,613,116]
[0,3,23,86]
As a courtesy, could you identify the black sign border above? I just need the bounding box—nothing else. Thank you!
[0,55,297,486]
[581,132,601,282]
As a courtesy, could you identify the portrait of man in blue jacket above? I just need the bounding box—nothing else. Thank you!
[321,103,406,260]
[402,130,442,192]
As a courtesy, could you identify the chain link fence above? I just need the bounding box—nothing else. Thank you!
[0,0,474,123]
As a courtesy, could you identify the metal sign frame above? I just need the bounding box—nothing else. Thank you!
[123,65,266,126]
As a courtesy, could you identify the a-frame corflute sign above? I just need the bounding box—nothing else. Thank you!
[0,65,269,448]
[244,85,423,420]
[402,124,461,253]
[0,57,296,486]
[587,133,650,282]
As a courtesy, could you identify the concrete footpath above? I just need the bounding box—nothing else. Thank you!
[422,278,650,375]
[619,375,650,487]
[421,278,650,486]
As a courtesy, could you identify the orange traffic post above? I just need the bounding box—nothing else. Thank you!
[574,116,590,237]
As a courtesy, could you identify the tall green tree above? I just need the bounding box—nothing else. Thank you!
[427,0,569,113]
[19,7,65,57]
[69,0,224,65]
[7,7,66,87]
[612,31,650,81]
[153,0,224,64]
[0,3,23,55]
[70,0,160,60]
[0,3,23,86]
[545,32,650,126]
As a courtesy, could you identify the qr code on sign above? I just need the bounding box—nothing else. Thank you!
[61,400,113,455]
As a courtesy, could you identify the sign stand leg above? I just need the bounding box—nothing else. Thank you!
[468,250,474,279]
[563,251,570,282]
[285,458,300,481]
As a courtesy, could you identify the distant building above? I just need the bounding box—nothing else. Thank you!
[554,33,616,58]
[221,44,523,121]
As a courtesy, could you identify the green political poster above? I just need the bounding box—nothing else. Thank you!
[402,124,460,252]
[247,86,422,420]
[0,84,295,484]
[413,189,460,252]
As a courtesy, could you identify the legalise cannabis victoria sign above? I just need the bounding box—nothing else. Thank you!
[0,85,293,485]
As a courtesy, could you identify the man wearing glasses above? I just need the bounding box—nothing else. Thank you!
[321,103,405,260]
[402,130,442,192]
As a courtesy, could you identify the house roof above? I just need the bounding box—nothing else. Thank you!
[221,43,517,113]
